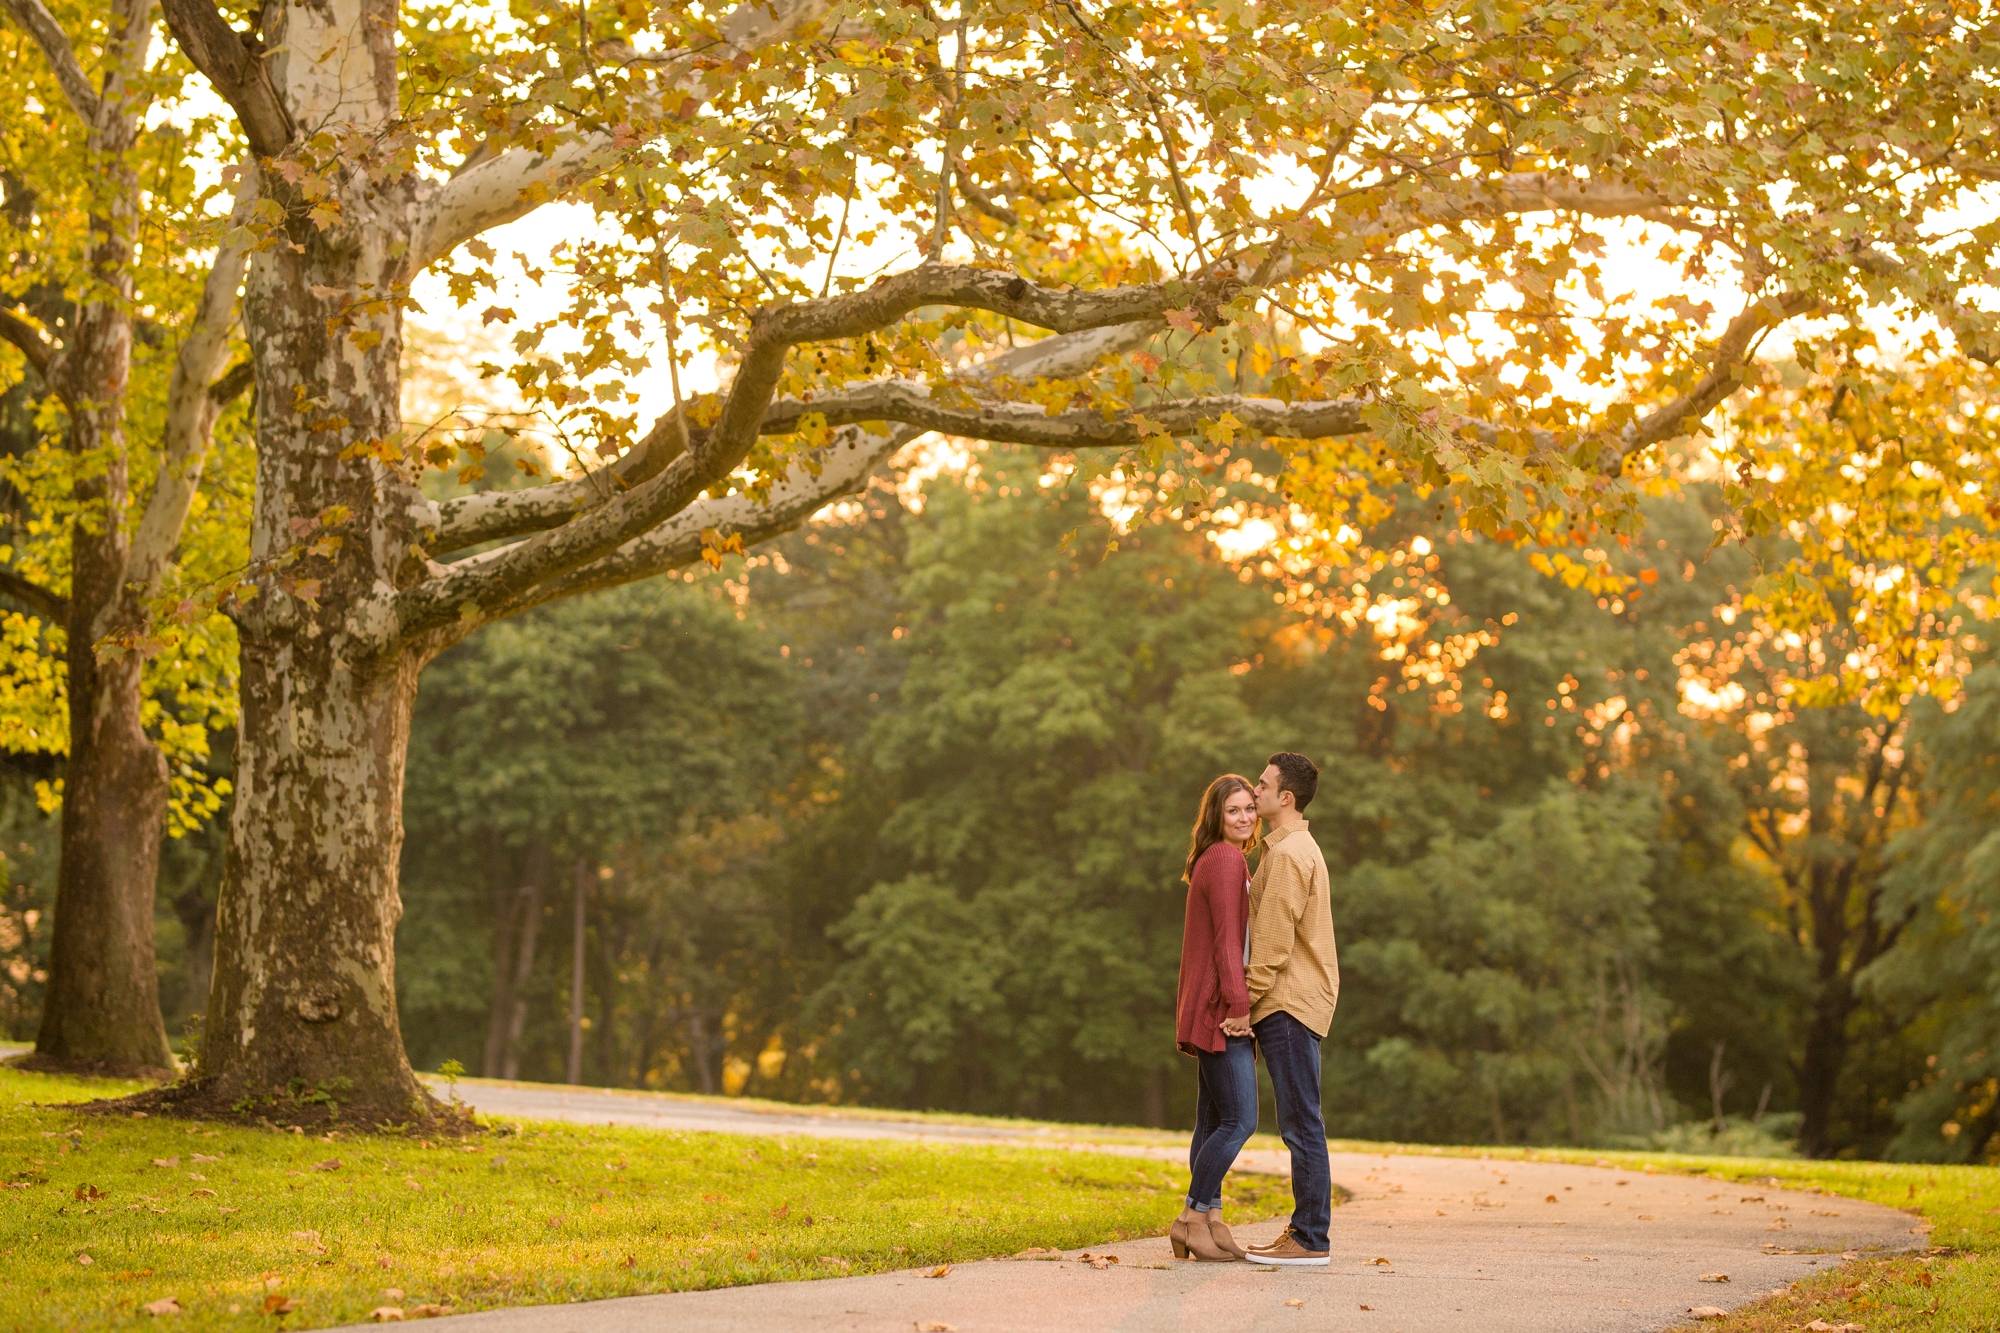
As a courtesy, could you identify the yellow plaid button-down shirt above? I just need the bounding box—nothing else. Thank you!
[1246,819,1339,1037]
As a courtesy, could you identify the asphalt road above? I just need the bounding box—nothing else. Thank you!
[394,1080,1928,1333]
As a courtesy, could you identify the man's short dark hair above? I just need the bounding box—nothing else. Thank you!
[1267,751,1319,813]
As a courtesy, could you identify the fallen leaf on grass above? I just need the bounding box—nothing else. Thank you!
[380,1289,404,1301]
[263,1295,299,1315]
[620,1255,636,1270]
[406,1304,450,1319]
[816,1256,851,1271]
[191,1154,221,1163]
[1804,1323,1864,1332]
[313,1159,342,1172]
[368,1309,403,1323]
[926,1264,951,1278]
[190,1189,216,1198]
[74,1184,107,1201]
[141,1297,180,1316]
[152,1157,180,1169]
[1687,1307,1726,1321]
[1699,1273,1729,1282]
[77,1254,93,1266]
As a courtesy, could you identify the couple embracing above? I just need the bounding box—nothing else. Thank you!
[1172,752,1337,1266]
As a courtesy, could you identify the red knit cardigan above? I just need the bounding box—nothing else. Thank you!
[1175,841,1251,1055]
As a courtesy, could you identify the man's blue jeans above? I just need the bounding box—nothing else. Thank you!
[1187,1035,1258,1209]
[1253,1009,1331,1252]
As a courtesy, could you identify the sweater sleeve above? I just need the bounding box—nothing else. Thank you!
[1203,846,1251,1019]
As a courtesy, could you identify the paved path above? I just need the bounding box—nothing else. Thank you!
[400,1080,1929,1333]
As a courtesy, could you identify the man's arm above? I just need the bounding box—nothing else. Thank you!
[1244,850,1309,1002]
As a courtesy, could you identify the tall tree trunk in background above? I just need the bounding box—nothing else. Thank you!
[566,858,586,1086]
[480,834,518,1078]
[170,884,217,1029]
[499,847,547,1081]
[688,1012,717,1095]
[31,0,171,1075]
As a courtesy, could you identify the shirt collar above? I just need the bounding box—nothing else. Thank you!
[1262,819,1310,850]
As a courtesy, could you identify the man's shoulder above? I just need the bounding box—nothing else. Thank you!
[1275,825,1329,870]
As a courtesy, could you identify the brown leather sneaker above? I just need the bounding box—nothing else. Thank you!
[1244,1228,1329,1266]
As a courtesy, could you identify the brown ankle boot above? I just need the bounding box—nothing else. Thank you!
[1204,1217,1247,1260]
[1169,1216,1191,1259]
[1184,1217,1236,1262]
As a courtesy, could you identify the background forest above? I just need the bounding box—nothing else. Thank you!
[2,443,1997,1165]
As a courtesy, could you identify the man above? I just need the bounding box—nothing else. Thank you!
[1224,751,1338,1266]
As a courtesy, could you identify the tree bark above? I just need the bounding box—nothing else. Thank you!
[30,5,173,1072]
[34,507,173,1073]
[1796,956,1855,1158]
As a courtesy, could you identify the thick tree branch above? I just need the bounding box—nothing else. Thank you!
[207,358,255,405]
[427,319,1162,554]
[0,0,99,122]
[0,308,60,391]
[1611,291,1819,464]
[0,565,68,621]
[129,212,253,597]
[409,322,1155,634]
[410,0,827,271]
[762,381,1369,448]
[157,0,293,156]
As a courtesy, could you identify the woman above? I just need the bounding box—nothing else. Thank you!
[1171,773,1259,1262]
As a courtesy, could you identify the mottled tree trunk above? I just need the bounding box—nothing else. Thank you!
[191,0,439,1116]
[201,635,430,1118]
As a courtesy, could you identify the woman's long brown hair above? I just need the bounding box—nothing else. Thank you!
[1183,774,1258,882]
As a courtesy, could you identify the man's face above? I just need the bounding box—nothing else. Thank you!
[1254,764,1288,820]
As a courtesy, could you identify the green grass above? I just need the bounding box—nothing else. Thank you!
[0,1064,1287,1331]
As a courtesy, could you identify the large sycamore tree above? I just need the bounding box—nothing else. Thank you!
[18,0,2000,1121]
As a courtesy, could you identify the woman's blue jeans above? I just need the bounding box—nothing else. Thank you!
[1186,1035,1258,1210]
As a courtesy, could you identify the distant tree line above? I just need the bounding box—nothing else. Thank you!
[1,449,1995,1163]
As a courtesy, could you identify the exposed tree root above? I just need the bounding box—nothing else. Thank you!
[63,1076,480,1137]
[6,1051,178,1082]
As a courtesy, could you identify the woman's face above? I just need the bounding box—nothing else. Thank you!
[1220,788,1258,847]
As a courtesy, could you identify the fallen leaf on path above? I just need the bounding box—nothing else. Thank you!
[1699,1273,1729,1282]
[1284,1299,1304,1307]
[1639,1214,1656,1220]
[1767,1219,1790,1230]
[1078,1253,1118,1270]
[1368,1257,1391,1265]
[1545,1195,1558,1203]
[1687,1307,1726,1321]
[1011,1248,1063,1260]
[141,1298,180,1316]
[368,1309,403,1323]
[915,1323,955,1333]
[1581,1255,1597,1262]
[926,1264,950,1278]
[1359,1305,1372,1312]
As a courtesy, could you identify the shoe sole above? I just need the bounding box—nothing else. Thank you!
[1244,1254,1330,1266]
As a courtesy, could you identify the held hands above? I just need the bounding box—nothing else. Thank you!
[1220,1016,1253,1038]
